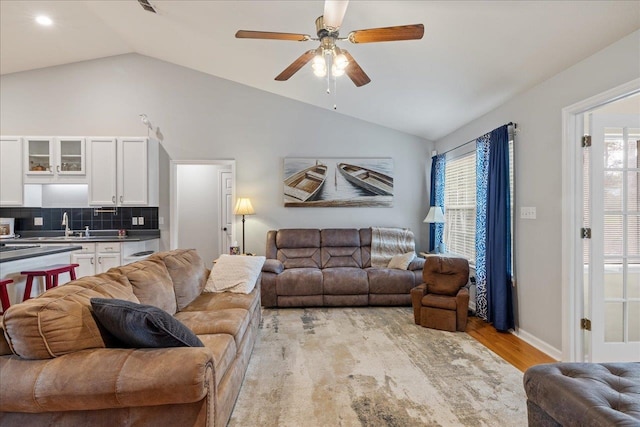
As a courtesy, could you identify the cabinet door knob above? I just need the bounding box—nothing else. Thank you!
[112,196,116,203]
[90,258,94,265]
[120,196,123,203]
[98,257,102,264]
[56,165,60,173]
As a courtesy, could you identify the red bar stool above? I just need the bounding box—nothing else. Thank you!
[21,264,79,302]
[0,279,13,314]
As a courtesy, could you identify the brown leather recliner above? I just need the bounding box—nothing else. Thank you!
[410,256,470,332]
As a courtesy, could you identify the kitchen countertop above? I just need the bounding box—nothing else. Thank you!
[1,230,160,244]
[0,245,83,264]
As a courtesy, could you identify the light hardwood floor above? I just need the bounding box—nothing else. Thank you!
[466,316,557,372]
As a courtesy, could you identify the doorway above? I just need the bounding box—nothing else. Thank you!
[170,160,235,268]
[562,79,640,362]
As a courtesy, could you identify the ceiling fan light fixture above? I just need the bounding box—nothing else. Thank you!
[334,52,348,70]
[331,64,345,77]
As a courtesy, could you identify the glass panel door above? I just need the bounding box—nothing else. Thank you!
[590,113,640,362]
[57,138,85,175]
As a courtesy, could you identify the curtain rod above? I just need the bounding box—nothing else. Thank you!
[435,122,516,157]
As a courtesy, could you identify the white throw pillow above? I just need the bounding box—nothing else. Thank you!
[387,251,416,270]
[205,255,266,294]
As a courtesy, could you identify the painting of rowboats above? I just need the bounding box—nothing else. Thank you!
[284,161,328,203]
[283,158,393,207]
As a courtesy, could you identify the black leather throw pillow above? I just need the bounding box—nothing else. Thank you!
[90,298,204,348]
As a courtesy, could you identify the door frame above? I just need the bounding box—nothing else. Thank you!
[169,159,236,251]
[561,78,640,362]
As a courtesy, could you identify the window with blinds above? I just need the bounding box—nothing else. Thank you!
[443,152,476,262]
[442,139,515,266]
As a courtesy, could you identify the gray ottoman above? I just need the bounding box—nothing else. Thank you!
[523,362,640,426]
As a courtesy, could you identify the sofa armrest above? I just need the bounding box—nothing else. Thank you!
[262,259,284,274]
[0,347,214,413]
[408,257,425,271]
[410,284,427,324]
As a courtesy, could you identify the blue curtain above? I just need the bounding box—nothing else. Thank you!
[485,125,514,331]
[429,155,446,252]
[475,134,491,321]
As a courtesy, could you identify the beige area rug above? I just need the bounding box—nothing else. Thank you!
[229,307,527,427]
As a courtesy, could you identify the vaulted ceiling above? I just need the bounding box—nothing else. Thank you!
[1,1,639,140]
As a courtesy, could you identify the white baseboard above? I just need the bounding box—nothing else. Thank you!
[511,328,562,361]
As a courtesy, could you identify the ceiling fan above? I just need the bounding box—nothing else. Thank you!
[235,0,424,87]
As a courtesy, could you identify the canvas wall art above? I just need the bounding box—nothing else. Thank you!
[283,158,393,207]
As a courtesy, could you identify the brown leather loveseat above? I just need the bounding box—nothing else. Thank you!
[260,228,425,307]
[0,249,260,427]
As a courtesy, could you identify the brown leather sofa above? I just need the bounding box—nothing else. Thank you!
[0,249,260,427]
[260,228,425,307]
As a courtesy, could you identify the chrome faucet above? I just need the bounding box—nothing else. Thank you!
[62,212,72,237]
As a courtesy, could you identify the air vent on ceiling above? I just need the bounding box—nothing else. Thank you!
[138,0,157,13]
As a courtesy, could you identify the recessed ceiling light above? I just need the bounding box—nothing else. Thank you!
[35,15,53,26]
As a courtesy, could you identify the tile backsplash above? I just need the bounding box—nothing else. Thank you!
[0,207,158,232]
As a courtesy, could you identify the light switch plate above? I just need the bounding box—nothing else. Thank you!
[138,216,144,226]
[520,207,537,219]
[132,217,138,226]
[34,217,43,226]
[159,216,164,225]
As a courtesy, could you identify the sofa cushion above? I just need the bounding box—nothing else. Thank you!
[114,258,177,315]
[175,308,251,348]
[182,288,260,313]
[321,246,362,268]
[90,298,204,348]
[367,268,417,294]
[2,272,135,359]
[421,294,457,310]
[359,228,373,268]
[205,255,265,294]
[150,249,208,311]
[322,268,368,295]
[276,229,321,268]
[276,268,323,296]
[321,229,360,247]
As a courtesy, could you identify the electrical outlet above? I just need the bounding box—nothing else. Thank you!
[138,216,144,226]
[34,217,43,226]
[520,207,537,219]
[132,217,138,226]
[159,216,164,225]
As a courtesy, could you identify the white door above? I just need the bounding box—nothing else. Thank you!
[589,113,640,362]
[171,161,234,269]
[220,170,234,255]
[88,137,117,206]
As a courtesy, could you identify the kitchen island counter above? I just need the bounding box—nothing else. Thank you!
[0,245,82,264]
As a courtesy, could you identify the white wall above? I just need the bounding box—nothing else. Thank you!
[434,30,640,356]
[0,53,432,255]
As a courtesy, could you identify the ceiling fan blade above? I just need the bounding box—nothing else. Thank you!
[323,0,349,30]
[275,50,316,81]
[348,24,424,43]
[235,30,310,41]
[342,51,370,87]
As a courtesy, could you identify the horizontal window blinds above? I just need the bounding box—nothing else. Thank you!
[444,152,476,261]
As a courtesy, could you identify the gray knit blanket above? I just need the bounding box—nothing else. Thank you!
[370,227,415,267]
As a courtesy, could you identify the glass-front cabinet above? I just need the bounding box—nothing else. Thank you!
[26,137,54,175]
[24,136,86,182]
[57,137,85,175]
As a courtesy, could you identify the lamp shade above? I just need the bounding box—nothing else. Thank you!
[423,206,445,223]
[234,198,255,216]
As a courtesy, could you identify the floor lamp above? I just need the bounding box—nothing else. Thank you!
[234,198,255,254]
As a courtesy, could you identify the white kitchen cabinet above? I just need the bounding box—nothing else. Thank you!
[69,242,121,278]
[0,136,24,206]
[70,243,97,279]
[96,242,121,274]
[24,137,86,183]
[88,137,158,207]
